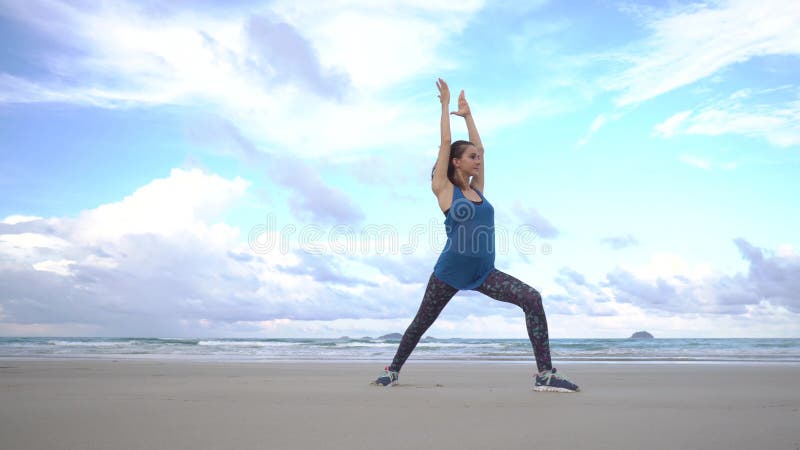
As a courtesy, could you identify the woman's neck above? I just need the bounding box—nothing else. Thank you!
[454,173,471,191]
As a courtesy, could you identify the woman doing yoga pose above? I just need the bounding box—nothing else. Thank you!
[371,78,579,393]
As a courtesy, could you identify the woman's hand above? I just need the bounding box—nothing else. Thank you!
[451,89,471,117]
[436,78,450,106]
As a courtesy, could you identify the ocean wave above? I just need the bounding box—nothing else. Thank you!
[197,340,299,347]
[1,338,798,363]
[47,340,138,347]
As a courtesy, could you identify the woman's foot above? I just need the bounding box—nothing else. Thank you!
[370,365,399,386]
[533,368,580,392]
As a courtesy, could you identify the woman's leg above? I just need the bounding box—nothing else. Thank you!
[389,272,459,372]
[475,269,552,373]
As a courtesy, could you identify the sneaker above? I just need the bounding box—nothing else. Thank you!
[370,365,399,386]
[533,368,580,393]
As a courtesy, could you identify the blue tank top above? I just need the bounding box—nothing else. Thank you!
[433,184,495,290]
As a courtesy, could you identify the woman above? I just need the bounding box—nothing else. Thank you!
[371,78,579,393]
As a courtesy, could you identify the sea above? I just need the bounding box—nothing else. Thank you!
[1,337,799,364]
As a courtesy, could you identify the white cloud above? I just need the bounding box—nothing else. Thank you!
[684,104,800,147]
[1,0,585,162]
[602,240,800,319]
[1,215,44,225]
[679,154,711,170]
[0,321,104,337]
[653,89,800,147]
[0,168,480,336]
[778,244,795,257]
[589,114,607,132]
[653,110,692,138]
[0,232,70,250]
[0,232,72,261]
[605,0,800,105]
[274,6,452,90]
[73,168,249,244]
[478,95,575,136]
[3,177,798,337]
[621,252,714,282]
[576,112,624,146]
[32,259,75,276]
[0,1,579,159]
[0,1,488,159]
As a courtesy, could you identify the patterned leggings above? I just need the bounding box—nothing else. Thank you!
[389,269,552,373]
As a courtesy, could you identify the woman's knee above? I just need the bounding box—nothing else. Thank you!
[519,286,543,311]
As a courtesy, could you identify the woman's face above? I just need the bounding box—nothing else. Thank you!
[454,145,481,176]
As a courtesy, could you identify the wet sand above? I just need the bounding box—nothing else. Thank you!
[1,360,799,449]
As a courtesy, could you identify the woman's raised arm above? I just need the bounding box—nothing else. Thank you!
[453,90,484,192]
[432,78,452,194]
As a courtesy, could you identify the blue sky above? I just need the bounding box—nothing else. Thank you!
[1,0,798,338]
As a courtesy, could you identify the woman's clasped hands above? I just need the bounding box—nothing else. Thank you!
[436,77,471,117]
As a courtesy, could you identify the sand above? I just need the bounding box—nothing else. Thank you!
[1,360,799,450]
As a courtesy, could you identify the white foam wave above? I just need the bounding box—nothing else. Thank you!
[197,340,299,347]
[334,342,504,348]
[47,340,136,347]
[335,342,396,348]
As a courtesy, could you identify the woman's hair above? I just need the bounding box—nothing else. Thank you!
[431,140,474,185]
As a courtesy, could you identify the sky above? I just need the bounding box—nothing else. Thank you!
[0,0,798,339]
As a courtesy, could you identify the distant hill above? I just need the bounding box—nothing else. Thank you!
[378,333,403,340]
[630,331,654,339]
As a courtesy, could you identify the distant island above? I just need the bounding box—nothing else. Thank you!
[630,331,654,339]
[378,333,403,340]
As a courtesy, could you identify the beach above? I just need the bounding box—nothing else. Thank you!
[1,360,798,450]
